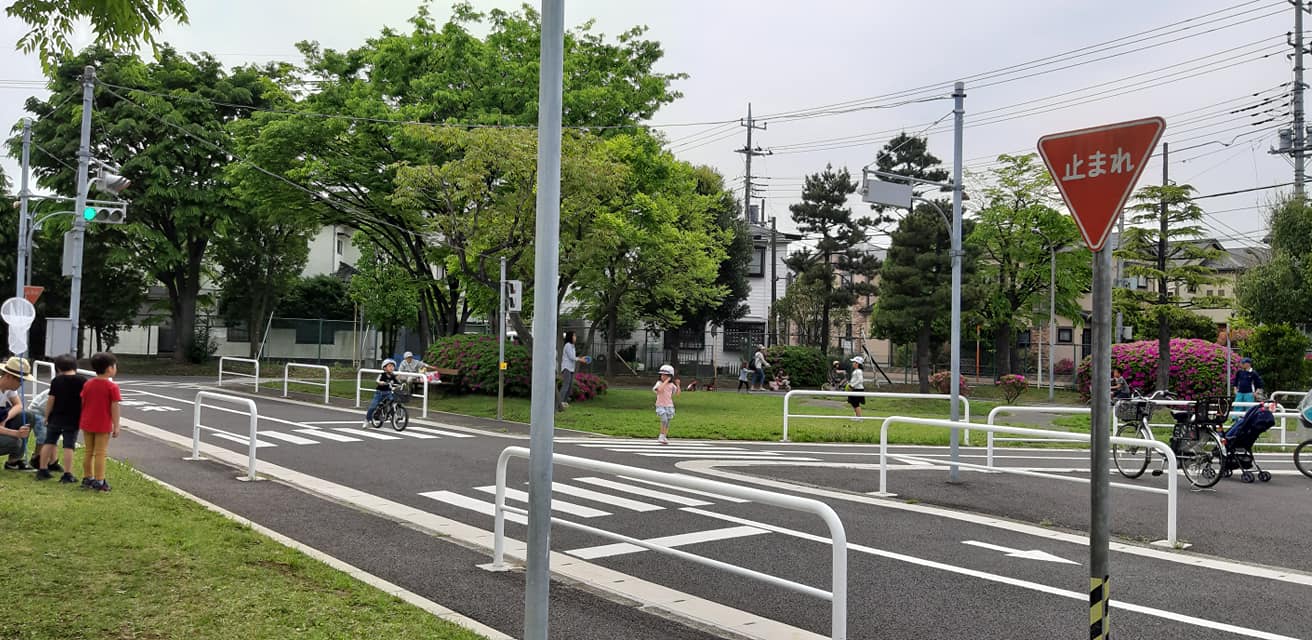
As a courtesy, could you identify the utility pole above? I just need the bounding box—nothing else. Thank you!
[769,215,778,347]
[497,256,506,422]
[16,119,31,300]
[1155,142,1170,392]
[948,81,965,482]
[69,65,95,358]
[736,103,769,223]
[1295,0,1308,198]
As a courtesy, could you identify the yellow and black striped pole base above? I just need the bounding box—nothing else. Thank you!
[1090,576,1109,639]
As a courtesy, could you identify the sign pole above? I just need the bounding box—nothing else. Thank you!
[1089,246,1113,639]
[498,257,506,422]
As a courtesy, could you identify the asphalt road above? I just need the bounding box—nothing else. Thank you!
[103,377,1312,640]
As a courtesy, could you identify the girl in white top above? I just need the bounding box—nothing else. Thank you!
[847,356,866,418]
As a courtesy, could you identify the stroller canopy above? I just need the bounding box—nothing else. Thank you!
[1298,388,1312,430]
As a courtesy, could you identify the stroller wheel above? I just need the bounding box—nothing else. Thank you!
[1241,471,1255,483]
[1258,471,1272,482]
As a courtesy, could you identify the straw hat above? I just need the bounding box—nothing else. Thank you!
[1,356,35,381]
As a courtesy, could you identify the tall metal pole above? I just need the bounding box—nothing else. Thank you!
[524,2,564,637]
[1154,142,1170,392]
[948,81,965,482]
[1089,246,1114,639]
[769,215,778,346]
[744,103,754,219]
[1225,317,1233,397]
[1049,245,1056,401]
[1296,0,1307,199]
[69,65,95,359]
[498,256,507,422]
[16,119,31,299]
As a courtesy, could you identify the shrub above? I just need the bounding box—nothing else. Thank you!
[1054,358,1075,376]
[563,372,608,402]
[425,334,534,397]
[1075,338,1240,401]
[928,370,971,396]
[765,345,827,389]
[1237,323,1312,392]
[996,374,1029,403]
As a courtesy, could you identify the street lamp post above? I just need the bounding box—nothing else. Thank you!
[1034,228,1059,402]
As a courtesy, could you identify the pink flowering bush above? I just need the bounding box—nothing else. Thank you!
[1075,338,1240,402]
[563,372,608,402]
[1054,358,1075,376]
[996,374,1028,404]
[929,370,971,396]
[426,334,607,402]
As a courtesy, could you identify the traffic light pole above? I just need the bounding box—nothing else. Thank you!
[68,65,95,358]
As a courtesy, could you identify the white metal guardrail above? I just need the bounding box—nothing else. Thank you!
[985,406,1097,467]
[218,356,260,393]
[1146,398,1300,446]
[185,391,261,482]
[877,415,1180,547]
[32,359,54,392]
[283,362,331,404]
[355,368,429,418]
[782,389,971,443]
[490,446,849,639]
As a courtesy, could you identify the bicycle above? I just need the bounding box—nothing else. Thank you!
[1295,438,1312,479]
[1113,391,1229,489]
[368,382,410,431]
[1112,389,1168,480]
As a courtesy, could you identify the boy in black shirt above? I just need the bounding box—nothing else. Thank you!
[363,358,399,428]
[36,355,85,482]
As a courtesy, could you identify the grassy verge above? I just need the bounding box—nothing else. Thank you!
[1,456,485,640]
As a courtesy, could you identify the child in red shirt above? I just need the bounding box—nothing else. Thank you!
[79,353,121,492]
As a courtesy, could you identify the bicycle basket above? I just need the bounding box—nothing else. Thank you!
[392,384,413,403]
[1191,396,1232,426]
[1114,400,1147,422]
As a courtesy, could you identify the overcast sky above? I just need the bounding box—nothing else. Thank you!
[0,0,1295,245]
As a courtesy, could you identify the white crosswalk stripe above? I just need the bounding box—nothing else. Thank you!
[572,477,713,506]
[295,428,361,442]
[419,491,527,525]
[336,427,403,440]
[544,482,665,512]
[473,486,611,518]
[566,526,769,560]
[210,432,275,448]
[257,431,320,445]
[567,440,819,462]
[405,426,476,438]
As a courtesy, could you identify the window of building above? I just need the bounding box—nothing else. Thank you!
[663,325,705,350]
[336,236,344,255]
[1218,288,1226,297]
[723,321,766,354]
[1188,284,1197,294]
[748,246,766,277]
[1057,328,1073,344]
[1206,289,1214,297]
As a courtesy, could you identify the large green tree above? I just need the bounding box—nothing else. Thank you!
[1118,183,1224,390]
[17,47,279,361]
[967,154,1091,377]
[1236,197,1312,328]
[7,0,188,70]
[671,166,753,331]
[784,165,879,353]
[348,237,420,362]
[235,4,683,347]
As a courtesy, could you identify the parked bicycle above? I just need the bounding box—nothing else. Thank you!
[368,381,410,431]
[1113,391,1231,489]
[1295,390,1312,480]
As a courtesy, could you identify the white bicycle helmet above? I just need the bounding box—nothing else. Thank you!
[658,364,675,376]
[382,358,397,368]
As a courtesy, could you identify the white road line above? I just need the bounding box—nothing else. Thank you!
[387,430,441,439]
[474,486,611,518]
[419,491,527,525]
[210,432,275,448]
[574,442,718,448]
[405,426,476,438]
[604,447,755,454]
[682,507,1298,640]
[616,476,751,503]
[549,483,665,512]
[566,526,769,560]
[295,428,361,443]
[257,431,320,445]
[336,428,403,441]
[574,477,713,506]
[304,420,371,425]
[633,454,820,461]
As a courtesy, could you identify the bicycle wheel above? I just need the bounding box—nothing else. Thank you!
[1113,422,1151,479]
[390,403,409,431]
[1181,429,1224,489]
[368,403,387,429]
[1294,439,1312,479]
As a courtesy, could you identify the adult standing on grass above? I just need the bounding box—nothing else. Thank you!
[557,331,590,411]
[0,357,35,470]
[847,356,866,419]
[752,345,770,391]
[1232,357,1264,404]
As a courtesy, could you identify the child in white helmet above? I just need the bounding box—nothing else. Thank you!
[653,364,681,445]
[363,358,399,428]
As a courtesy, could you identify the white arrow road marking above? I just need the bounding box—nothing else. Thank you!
[962,540,1078,565]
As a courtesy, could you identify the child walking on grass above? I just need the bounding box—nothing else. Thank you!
[79,353,120,492]
[737,363,750,393]
[653,364,680,445]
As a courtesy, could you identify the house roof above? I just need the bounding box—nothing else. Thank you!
[747,223,803,243]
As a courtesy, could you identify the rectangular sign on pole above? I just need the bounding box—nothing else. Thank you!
[1038,116,1164,640]
[506,280,523,312]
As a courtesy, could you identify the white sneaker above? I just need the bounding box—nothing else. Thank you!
[658,435,668,445]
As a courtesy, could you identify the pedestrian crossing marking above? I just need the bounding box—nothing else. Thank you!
[631,453,820,461]
[473,486,611,518]
[336,427,403,441]
[420,490,527,525]
[545,482,665,512]
[616,475,751,504]
[258,431,320,445]
[566,525,769,560]
[406,426,476,438]
[295,428,361,442]
[210,432,274,448]
[573,477,713,506]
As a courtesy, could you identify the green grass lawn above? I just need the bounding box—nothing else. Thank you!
[1,456,485,640]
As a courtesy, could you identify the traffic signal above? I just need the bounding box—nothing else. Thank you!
[93,166,130,195]
[82,205,126,224]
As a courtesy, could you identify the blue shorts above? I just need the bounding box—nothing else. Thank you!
[656,406,675,420]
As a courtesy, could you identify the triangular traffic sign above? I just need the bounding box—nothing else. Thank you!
[1037,117,1165,252]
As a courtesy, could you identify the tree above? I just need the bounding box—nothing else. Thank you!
[280,275,353,321]
[1128,306,1218,342]
[871,202,977,392]
[236,4,683,347]
[17,47,279,361]
[1118,183,1224,390]
[774,261,851,348]
[213,209,315,358]
[870,133,950,223]
[1237,323,1311,392]
[785,164,879,354]
[7,0,188,71]
[670,166,753,331]
[967,154,1091,377]
[348,237,420,361]
[1236,197,1312,327]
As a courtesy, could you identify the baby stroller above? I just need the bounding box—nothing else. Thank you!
[1220,403,1276,483]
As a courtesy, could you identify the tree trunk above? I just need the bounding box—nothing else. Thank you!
[172,293,197,364]
[605,312,618,379]
[916,323,932,394]
[511,312,532,349]
[1157,310,1171,393]
[993,326,1011,379]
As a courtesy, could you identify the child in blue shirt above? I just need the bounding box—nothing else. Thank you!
[1232,358,1264,404]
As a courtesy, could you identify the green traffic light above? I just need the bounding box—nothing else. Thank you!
[83,206,96,221]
